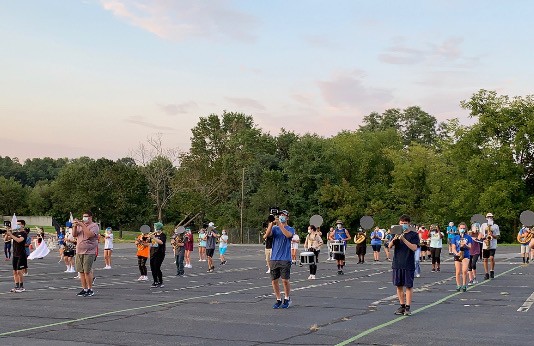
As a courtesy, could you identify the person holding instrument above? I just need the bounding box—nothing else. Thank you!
[389,215,419,316]
[72,211,99,297]
[480,213,500,280]
[6,219,28,292]
[452,222,473,292]
[149,222,166,288]
[135,230,150,281]
[330,220,350,275]
[265,209,295,309]
[304,225,323,279]
[354,228,367,264]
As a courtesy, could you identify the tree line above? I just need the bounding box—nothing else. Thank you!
[1,90,533,243]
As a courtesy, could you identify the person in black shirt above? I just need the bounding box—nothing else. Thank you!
[150,222,166,288]
[6,219,28,293]
[263,224,273,274]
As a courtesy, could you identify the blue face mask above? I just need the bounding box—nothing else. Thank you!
[459,228,466,234]
[402,224,409,230]
[279,216,287,223]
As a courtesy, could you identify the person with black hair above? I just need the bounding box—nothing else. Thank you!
[6,219,28,292]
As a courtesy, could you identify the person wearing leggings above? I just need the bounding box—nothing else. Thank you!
[429,225,444,272]
[468,224,482,285]
[135,232,150,281]
[4,233,12,260]
[304,225,323,280]
[149,222,166,288]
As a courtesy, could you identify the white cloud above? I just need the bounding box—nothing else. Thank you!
[158,101,198,116]
[125,115,176,130]
[100,0,259,42]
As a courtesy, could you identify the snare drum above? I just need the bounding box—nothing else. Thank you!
[329,241,345,254]
[300,251,316,265]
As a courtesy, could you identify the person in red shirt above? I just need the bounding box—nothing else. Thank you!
[418,226,431,261]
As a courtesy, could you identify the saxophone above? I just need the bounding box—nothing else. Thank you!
[484,224,493,248]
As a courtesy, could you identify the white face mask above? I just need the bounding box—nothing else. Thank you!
[82,217,89,223]
[337,224,343,230]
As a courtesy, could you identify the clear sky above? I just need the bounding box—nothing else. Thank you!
[1,0,532,161]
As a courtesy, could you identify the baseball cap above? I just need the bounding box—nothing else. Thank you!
[336,220,343,224]
[154,222,164,230]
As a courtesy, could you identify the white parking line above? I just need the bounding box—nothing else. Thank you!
[517,291,534,312]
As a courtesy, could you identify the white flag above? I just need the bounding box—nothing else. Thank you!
[28,240,50,260]
[69,212,74,224]
[11,213,18,229]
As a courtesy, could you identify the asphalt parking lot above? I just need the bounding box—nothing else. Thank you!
[0,244,532,345]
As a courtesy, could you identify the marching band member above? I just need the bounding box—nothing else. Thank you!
[517,225,532,264]
[370,226,383,262]
[429,224,444,272]
[354,228,367,264]
[219,229,229,265]
[418,225,430,261]
[149,222,166,288]
[446,221,457,255]
[383,229,393,261]
[453,222,473,292]
[263,223,273,274]
[63,223,76,273]
[72,211,99,297]
[304,225,323,279]
[6,219,28,292]
[467,223,482,285]
[135,230,150,281]
[331,220,350,275]
[171,228,185,276]
[291,231,300,265]
[389,215,419,316]
[480,213,500,280]
[198,228,207,262]
[327,227,335,261]
[205,223,219,273]
[184,228,193,268]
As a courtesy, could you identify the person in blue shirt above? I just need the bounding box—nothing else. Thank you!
[453,222,473,292]
[389,214,419,316]
[328,220,351,275]
[265,209,295,309]
[446,222,457,255]
[370,227,384,262]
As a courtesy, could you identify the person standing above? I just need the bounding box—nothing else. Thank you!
[389,215,419,316]
[205,223,219,273]
[446,222,457,255]
[517,226,532,264]
[383,229,393,261]
[3,232,12,261]
[135,231,150,281]
[219,230,229,265]
[370,226,383,262]
[327,227,335,261]
[103,227,113,269]
[198,228,207,262]
[263,223,273,274]
[63,223,76,273]
[453,222,473,292]
[149,222,166,288]
[6,219,28,292]
[480,213,500,280]
[72,211,99,297]
[331,220,350,275]
[354,228,367,264]
[467,223,482,285]
[291,232,300,264]
[304,225,323,279]
[57,227,65,263]
[265,209,295,309]
[171,229,185,276]
[184,228,194,268]
[429,224,444,272]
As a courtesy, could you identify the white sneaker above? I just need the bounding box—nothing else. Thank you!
[74,275,80,279]
[65,268,70,273]
[416,273,421,278]
[308,274,313,279]
[311,275,316,280]
[137,276,144,281]
[143,276,149,281]
[266,269,270,274]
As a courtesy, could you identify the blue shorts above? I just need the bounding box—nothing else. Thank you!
[219,247,227,255]
[392,268,415,288]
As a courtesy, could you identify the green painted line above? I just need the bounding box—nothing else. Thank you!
[335,264,522,346]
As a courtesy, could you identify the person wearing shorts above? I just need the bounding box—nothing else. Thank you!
[219,230,228,265]
[370,227,383,262]
[205,223,219,273]
[517,226,532,264]
[7,219,28,293]
[480,213,500,280]
[330,220,350,275]
[389,215,419,316]
[72,211,99,297]
[103,227,113,269]
[263,224,273,274]
[265,209,295,309]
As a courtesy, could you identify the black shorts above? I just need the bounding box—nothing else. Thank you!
[333,253,345,261]
[206,248,215,258]
[371,244,381,252]
[482,249,496,259]
[270,260,291,280]
[64,250,75,258]
[13,256,28,270]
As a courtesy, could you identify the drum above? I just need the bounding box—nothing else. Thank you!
[329,241,345,254]
[300,251,316,265]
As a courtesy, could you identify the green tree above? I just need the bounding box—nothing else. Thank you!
[0,176,28,215]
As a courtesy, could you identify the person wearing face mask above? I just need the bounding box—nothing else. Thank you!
[6,219,28,292]
[389,215,419,316]
[480,213,500,280]
[265,209,295,309]
[149,222,166,288]
[184,228,194,269]
[219,229,229,265]
[446,221,457,255]
[429,224,444,272]
[329,220,351,275]
[198,228,207,262]
[304,225,323,279]
[72,211,99,297]
[467,223,482,285]
[452,222,473,292]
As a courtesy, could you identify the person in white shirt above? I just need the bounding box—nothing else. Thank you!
[291,233,300,264]
[219,230,229,265]
[479,213,500,280]
[103,227,113,269]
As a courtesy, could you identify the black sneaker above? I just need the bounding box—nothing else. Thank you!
[403,307,411,316]
[77,289,87,296]
[394,306,405,315]
[150,282,159,288]
[490,271,494,279]
[84,289,94,297]
[484,273,490,280]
